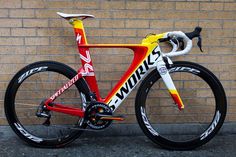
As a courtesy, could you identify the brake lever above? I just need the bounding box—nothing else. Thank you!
[197,36,203,52]
[169,38,179,52]
[171,37,184,50]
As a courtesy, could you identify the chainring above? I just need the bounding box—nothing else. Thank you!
[85,102,113,130]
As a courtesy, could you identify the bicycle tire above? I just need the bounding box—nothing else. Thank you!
[5,61,90,148]
[135,61,227,150]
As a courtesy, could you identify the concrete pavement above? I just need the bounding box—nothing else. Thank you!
[0,125,236,157]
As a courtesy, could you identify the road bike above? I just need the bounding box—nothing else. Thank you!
[4,12,227,150]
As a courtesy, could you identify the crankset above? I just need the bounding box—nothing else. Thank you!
[35,100,124,130]
[84,102,124,130]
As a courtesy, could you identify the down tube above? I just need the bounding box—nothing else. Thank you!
[106,46,161,111]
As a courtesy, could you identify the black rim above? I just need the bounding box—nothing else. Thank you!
[136,61,226,150]
[5,61,89,147]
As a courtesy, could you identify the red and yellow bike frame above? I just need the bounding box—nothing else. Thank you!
[44,18,184,117]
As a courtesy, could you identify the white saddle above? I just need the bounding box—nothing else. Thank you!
[57,12,95,20]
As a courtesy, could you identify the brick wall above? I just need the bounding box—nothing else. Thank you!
[0,0,236,125]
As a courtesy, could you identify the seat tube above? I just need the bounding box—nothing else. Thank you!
[70,19,101,101]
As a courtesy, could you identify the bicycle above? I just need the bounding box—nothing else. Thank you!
[4,12,227,150]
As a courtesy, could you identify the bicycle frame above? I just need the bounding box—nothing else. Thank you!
[44,18,184,117]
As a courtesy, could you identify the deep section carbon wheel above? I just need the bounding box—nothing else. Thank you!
[135,61,227,150]
[5,61,90,148]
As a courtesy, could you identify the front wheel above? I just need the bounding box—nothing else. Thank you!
[135,61,227,150]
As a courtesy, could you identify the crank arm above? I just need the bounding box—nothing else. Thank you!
[95,113,125,121]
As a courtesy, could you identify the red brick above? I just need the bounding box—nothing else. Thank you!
[200,2,223,10]
[100,20,125,28]
[223,21,236,29]
[150,2,175,10]
[0,28,10,36]
[0,19,22,27]
[175,21,198,29]
[100,1,125,10]
[113,10,150,19]
[10,9,35,18]
[23,19,48,27]
[87,28,113,37]
[22,0,45,8]
[126,20,149,28]
[224,3,236,10]
[75,1,99,9]
[176,2,199,11]
[126,2,150,9]
[0,38,23,45]
[46,1,76,8]
[11,28,36,36]
[150,20,174,29]
[209,11,236,19]
[25,37,49,45]
[0,9,8,17]
[35,10,58,18]
[0,0,21,8]
[0,55,24,63]
[199,20,222,28]
[113,29,136,37]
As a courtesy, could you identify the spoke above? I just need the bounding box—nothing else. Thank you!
[12,70,84,140]
[38,72,46,98]
[188,112,206,131]
[49,71,54,96]
[0,100,39,107]
[52,72,60,96]
[47,126,49,138]
[15,102,38,107]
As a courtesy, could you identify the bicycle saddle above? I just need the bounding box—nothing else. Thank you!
[57,12,95,20]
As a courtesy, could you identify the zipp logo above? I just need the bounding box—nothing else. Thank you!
[14,123,43,143]
[169,67,200,74]
[200,111,220,140]
[18,66,48,83]
[140,107,158,136]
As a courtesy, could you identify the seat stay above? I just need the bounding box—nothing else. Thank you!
[57,12,95,20]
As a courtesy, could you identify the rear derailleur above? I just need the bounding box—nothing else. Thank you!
[35,100,51,126]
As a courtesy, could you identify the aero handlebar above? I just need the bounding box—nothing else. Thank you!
[159,27,203,57]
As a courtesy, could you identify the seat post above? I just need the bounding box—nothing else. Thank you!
[56,12,94,44]
[70,19,88,44]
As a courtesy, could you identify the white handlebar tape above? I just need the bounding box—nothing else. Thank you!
[165,31,193,57]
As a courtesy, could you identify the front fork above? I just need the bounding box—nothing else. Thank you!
[156,55,184,110]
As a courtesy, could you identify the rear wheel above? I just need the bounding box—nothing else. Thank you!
[5,61,90,148]
[135,61,227,150]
